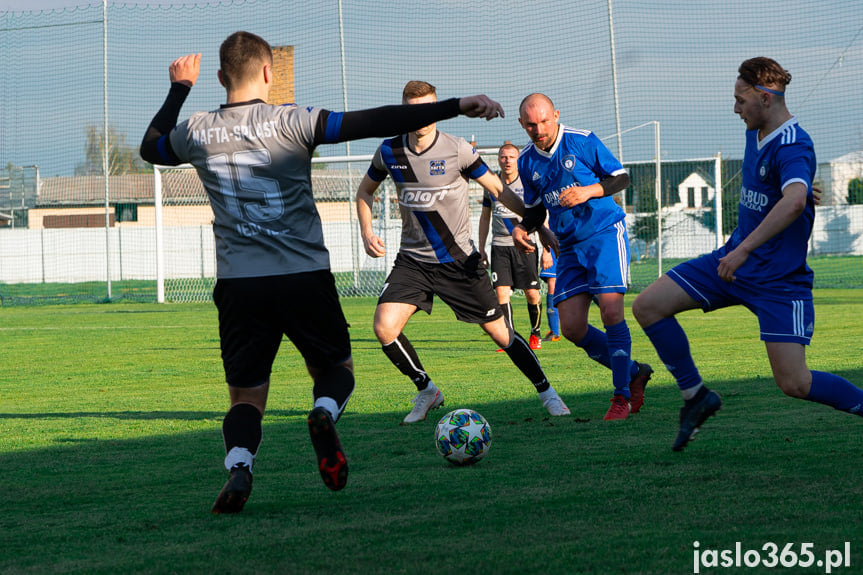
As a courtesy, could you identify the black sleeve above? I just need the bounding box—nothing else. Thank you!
[312,98,461,147]
[599,172,630,197]
[519,203,547,234]
[139,82,192,165]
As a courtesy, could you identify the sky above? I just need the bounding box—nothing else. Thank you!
[2,0,862,177]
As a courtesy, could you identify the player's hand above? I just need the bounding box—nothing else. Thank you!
[812,185,823,206]
[537,226,559,257]
[480,249,489,268]
[558,184,599,208]
[512,225,536,254]
[170,53,201,87]
[716,246,749,282]
[540,248,553,270]
[362,233,386,258]
[458,95,505,121]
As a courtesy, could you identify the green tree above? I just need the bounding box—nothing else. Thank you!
[75,125,148,176]
[847,177,863,205]
[631,188,658,245]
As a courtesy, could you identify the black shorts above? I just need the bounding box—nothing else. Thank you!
[378,252,503,324]
[213,270,351,388]
[490,245,540,290]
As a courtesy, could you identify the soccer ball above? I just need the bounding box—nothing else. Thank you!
[434,409,493,465]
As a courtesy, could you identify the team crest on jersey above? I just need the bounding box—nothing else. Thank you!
[561,155,576,171]
[429,160,446,176]
[758,160,770,181]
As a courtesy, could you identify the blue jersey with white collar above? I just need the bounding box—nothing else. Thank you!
[518,125,627,247]
[721,116,816,287]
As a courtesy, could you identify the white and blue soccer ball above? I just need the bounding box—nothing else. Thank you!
[434,409,493,465]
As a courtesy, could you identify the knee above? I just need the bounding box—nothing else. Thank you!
[775,374,811,399]
[560,322,586,344]
[631,294,649,325]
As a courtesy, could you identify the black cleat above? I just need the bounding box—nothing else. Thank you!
[672,387,722,452]
[308,407,348,491]
[211,463,252,514]
[629,362,653,414]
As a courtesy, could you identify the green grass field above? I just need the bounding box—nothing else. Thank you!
[1,292,861,574]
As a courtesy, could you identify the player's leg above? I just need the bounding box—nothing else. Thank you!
[481,315,570,416]
[632,265,723,450]
[761,303,863,414]
[284,271,355,491]
[306,360,353,491]
[211,278,282,513]
[490,246,515,349]
[525,287,543,348]
[542,276,561,341]
[376,255,444,423]
[442,252,569,416]
[511,248,543,349]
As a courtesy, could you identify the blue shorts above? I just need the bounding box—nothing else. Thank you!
[553,220,630,305]
[668,251,814,345]
[540,248,557,279]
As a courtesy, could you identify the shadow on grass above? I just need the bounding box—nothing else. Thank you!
[2,371,862,575]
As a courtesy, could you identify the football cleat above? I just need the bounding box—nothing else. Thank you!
[211,463,252,514]
[403,387,444,424]
[308,406,349,491]
[603,394,631,421]
[542,394,571,416]
[542,331,561,342]
[529,334,542,350]
[628,362,654,414]
[673,387,722,452]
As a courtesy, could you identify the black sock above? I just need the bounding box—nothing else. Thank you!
[527,302,542,337]
[382,333,431,390]
[313,363,355,421]
[222,403,263,457]
[503,332,550,393]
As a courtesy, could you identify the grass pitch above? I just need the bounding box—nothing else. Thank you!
[1,291,861,574]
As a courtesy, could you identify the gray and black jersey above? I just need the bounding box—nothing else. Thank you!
[366,131,489,264]
[481,174,525,248]
[169,102,330,279]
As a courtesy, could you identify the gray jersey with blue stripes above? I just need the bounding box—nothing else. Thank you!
[169,102,329,279]
[368,131,484,264]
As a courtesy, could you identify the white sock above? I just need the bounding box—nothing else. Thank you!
[224,446,254,472]
[314,397,341,422]
[538,387,558,401]
[681,382,703,401]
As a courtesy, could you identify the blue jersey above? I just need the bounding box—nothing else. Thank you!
[721,116,816,288]
[519,125,627,247]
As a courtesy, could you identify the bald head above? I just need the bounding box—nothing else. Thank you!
[519,93,555,118]
[518,93,560,151]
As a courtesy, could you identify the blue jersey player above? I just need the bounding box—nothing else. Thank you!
[632,57,863,451]
[513,93,653,421]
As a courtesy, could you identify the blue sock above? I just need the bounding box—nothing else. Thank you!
[605,320,634,398]
[806,371,863,415]
[642,317,702,392]
[546,293,559,336]
[576,324,611,368]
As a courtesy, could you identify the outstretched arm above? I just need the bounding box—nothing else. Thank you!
[315,95,504,146]
[140,54,201,165]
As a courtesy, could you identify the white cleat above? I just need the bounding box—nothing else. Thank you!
[403,387,445,424]
[543,394,571,416]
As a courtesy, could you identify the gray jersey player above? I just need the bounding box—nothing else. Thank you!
[356,81,570,425]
